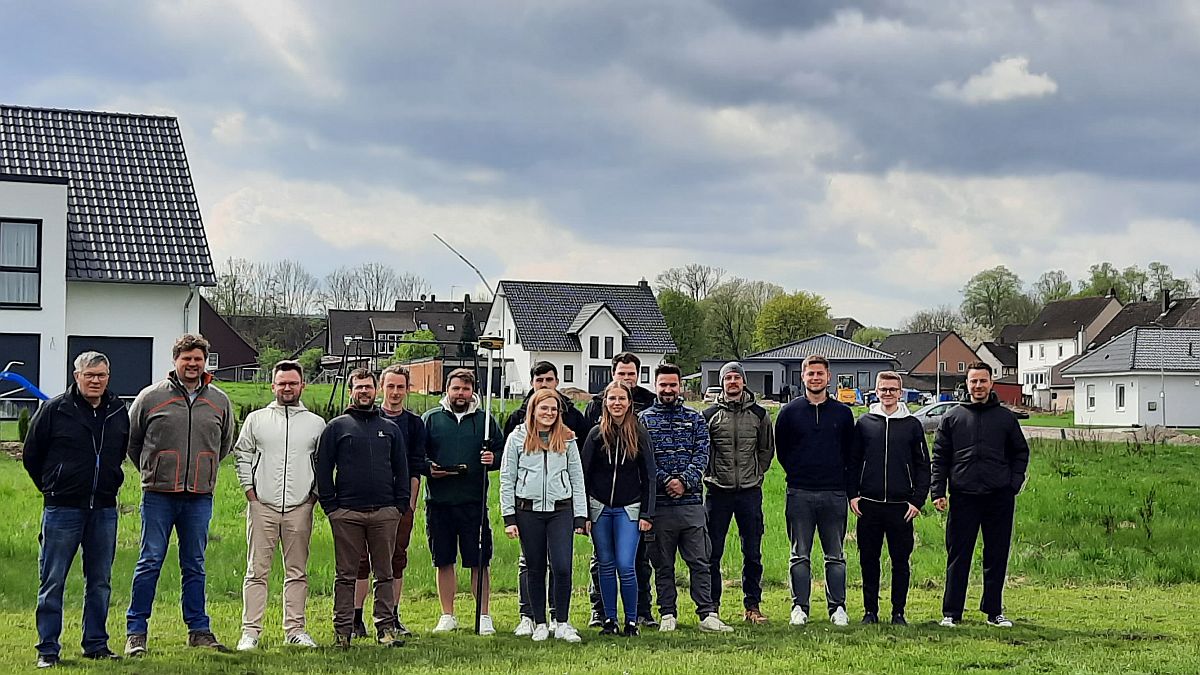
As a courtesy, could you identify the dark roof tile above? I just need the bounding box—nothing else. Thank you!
[499,280,676,353]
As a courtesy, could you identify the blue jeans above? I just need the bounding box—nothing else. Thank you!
[592,506,641,622]
[36,506,118,657]
[127,492,214,635]
[785,488,847,614]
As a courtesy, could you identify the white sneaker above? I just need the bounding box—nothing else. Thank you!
[659,614,677,632]
[433,614,458,633]
[478,614,496,636]
[554,622,582,643]
[285,632,317,648]
[939,616,957,628]
[549,619,559,632]
[236,632,258,651]
[831,607,849,626]
[789,606,808,626]
[698,613,734,633]
[987,614,1013,628]
[514,616,535,637]
[532,623,550,642]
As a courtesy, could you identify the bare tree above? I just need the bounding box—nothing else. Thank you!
[655,264,726,301]
[354,262,404,311]
[322,266,363,310]
[261,259,319,315]
[204,257,263,316]
[395,272,432,302]
[901,305,961,333]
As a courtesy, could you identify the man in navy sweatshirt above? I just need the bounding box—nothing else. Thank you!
[774,355,857,628]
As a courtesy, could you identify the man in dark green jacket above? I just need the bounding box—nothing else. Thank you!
[703,362,775,624]
[422,368,504,635]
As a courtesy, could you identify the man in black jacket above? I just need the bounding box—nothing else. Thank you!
[23,351,129,667]
[932,362,1030,628]
[850,371,930,626]
[316,368,410,648]
[508,361,592,636]
[582,352,658,627]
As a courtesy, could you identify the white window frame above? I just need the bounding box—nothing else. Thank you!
[1086,384,1096,411]
[1116,384,1126,411]
[206,352,219,370]
[563,365,574,383]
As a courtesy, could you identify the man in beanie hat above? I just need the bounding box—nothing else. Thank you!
[702,362,775,624]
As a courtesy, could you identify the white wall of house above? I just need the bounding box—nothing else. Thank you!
[483,294,527,392]
[66,281,200,385]
[1072,373,1200,427]
[0,180,69,393]
[1018,338,1078,398]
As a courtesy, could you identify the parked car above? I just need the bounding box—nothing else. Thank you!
[703,386,722,403]
[912,401,961,433]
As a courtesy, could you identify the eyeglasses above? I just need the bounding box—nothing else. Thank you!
[877,387,900,394]
[79,373,109,381]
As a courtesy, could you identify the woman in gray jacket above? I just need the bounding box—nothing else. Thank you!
[500,388,587,643]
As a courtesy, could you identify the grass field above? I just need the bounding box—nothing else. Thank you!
[0,431,1199,673]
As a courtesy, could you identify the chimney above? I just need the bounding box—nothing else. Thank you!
[1162,289,1171,314]
[638,277,649,288]
[430,294,436,303]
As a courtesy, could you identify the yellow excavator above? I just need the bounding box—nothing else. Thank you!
[835,374,861,405]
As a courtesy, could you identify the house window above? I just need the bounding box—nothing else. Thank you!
[1039,344,1045,358]
[0,219,41,307]
[604,336,614,359]
[1086,384,1096,410]
[957,361,965,372]
[563,365,574,383]
[1058,343,1064,358]
[1028,345,1033,358]
[446,324,455,332]
[590,336,599,359]
[937,361,946,372]
[1116,384,1126,411]
[206,352,219,370]
[641,366,650,383]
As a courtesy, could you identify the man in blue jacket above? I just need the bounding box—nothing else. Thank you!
[775,355,856,628]
[932,361,1029,628]
[640,363,733,634]
[23,351,129,667]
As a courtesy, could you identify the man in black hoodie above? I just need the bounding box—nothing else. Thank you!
[316,368,410,648]
[23,351,129,668]
[507,362,591,635]
[932,362,1029,629]
[774,355,856,628]
[850,371,930,626]
[582,352,658,627]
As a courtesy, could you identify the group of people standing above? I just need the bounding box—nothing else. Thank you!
[22,333,1029,668]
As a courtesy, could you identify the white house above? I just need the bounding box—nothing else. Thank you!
[0,105,216,414]
[1017,295,1121,409]
[1062,327,1200,427]
[483,279,677,395]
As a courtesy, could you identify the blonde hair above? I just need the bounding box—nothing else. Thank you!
[600,381,640,460]
[522,388,575,454]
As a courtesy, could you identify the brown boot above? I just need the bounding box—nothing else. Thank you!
[124,634,147,657]
[743,607,769,624]
[187,630,230,653]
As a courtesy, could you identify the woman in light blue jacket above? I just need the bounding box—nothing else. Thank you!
[500,388,587,643]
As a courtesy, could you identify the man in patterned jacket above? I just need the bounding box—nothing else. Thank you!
[639,363,734,634]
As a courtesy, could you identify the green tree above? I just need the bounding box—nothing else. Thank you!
[257,346,290,380]
[702,279,782,360]
[851,326,891,346]
[902,305,961,333]
[753,291,832,352]
[1032,270,1074,305]
[381,329,440,367]
[960,265,1028,332]
[1148,261,1189,298]
[298,347,323,381]
[1077,262,1127,300]
[658,288,708,373]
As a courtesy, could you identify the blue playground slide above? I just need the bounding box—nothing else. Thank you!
[0,370,50,401]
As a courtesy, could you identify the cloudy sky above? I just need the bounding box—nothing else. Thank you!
[5,0,1200,325]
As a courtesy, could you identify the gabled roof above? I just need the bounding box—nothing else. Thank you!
[198,297,257,368]
[1050,353,1086,386]
[566,302,630,336]
[876,331,953,372]
[979,341,1018,368]
[327,310,377,354]
[998,324,1026,345]
[413,309,484,344]
[747,333,895,361]
[498,280,676,353]
[395,297,492,317]
[1088,297,1200,348]
[1019,297,1117,341]
[1062,327,1200,376]
[0,104,216,285]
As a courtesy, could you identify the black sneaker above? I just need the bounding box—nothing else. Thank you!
[588,610,604,628]
[599,618,619,636]
[352,616,369,639]
[637,613,658,628]
[334,633,352,650]
[623,621,640,637]
[861,612,879,625]
[36,654,58,669]
[891,613,908,626]
[394,618,413,637]
[986,614,1013,628]
[83,647,122,660]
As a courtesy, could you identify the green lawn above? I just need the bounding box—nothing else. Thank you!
[0,437,1198,672]
[0,421,15,442]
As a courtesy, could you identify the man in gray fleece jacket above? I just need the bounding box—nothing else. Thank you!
[124,334,235,657]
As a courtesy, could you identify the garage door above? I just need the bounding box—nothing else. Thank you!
[0,332,40,395]
[67,336,154,398]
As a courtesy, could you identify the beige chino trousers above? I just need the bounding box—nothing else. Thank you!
[242,499,315,637]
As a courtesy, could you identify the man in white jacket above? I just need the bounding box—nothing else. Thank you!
[233,361,327,650]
